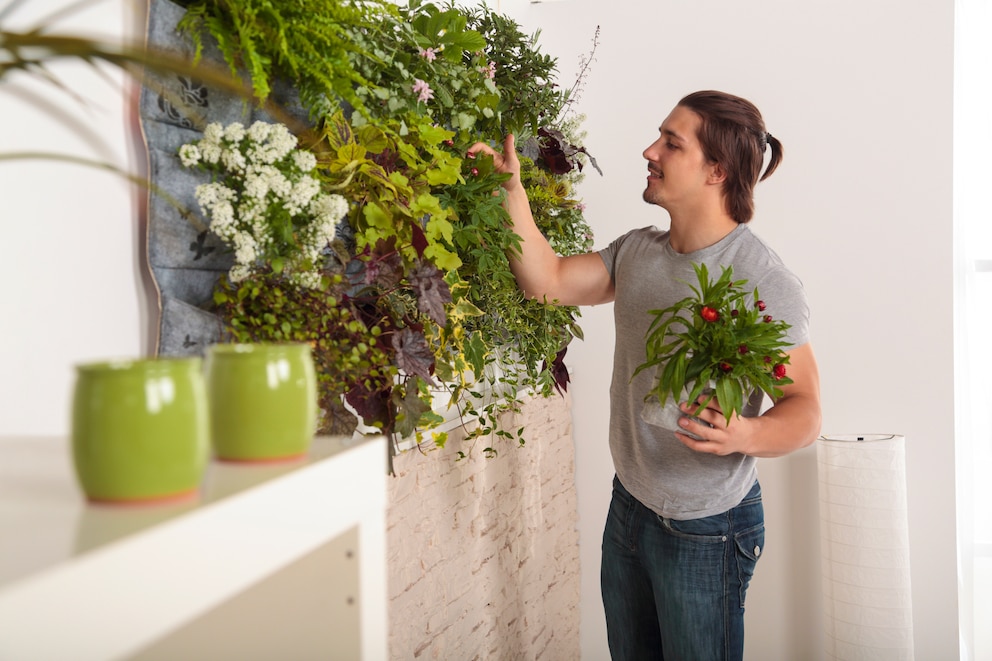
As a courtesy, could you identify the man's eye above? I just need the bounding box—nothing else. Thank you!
[666,142,679,150]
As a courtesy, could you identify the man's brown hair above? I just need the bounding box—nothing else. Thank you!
[678,91,783,224]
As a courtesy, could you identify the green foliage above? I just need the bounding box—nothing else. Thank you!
[213,268,395,426]
[176,0,394,117]
[460,3,567,138]
[176,0,597,453]
[634,264,794,424]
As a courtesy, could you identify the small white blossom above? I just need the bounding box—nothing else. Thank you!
[220,147,247,173]
[200,142,222,164]
[243,172,271,202]
[179,121,351,284]
[223,122,246,142]
[209,201,235,234]
[268,171,292,198]
[247,121,272,143]
[231,231,259,266]
[292,150,317,172]
[178,144,201,167]
[269,124,296,155]
[312,193,349,227]
[203,122,224,144]
[194,182,235,208]
[287,176,320,215]
[229,264,251,283]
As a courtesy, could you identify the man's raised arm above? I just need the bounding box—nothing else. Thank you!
[468,135,614,307]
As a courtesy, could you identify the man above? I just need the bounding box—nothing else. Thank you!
[470,90,821,660]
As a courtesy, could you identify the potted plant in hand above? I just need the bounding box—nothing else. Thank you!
[634,263,794,436]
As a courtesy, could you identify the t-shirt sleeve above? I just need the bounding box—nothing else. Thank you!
[597,227,650,281]
[754,268,811,349]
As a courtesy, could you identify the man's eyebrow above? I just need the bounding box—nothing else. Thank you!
[661,127,685,142]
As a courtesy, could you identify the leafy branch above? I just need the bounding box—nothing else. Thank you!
[634,264,794,424]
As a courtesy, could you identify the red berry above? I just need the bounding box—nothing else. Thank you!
[764,315,773,323]
[757,300,767,311]
[773,364,787,379]
[700,306,720,322]
[720,362,733,372]
[738,345,749,354]
[731,309,739,317]
[467,151,476,159]
[471,167,479,176]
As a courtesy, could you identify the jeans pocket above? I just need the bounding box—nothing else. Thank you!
[660,512,729,542]
[734,523,765,607]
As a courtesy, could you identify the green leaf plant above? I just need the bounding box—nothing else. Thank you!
[634,264,794,425]
[170,0,600,457]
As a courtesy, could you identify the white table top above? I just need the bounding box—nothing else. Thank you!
[0,433,388,661]
[0,434,377,589]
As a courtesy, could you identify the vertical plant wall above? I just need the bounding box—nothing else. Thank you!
[141,0,598,454]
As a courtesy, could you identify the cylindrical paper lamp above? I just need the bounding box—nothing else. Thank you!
[817,434,914,661]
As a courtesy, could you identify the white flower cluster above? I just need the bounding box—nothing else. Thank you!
[179,121,348,288]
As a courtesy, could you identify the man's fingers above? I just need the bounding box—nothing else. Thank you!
[467,142,492,158]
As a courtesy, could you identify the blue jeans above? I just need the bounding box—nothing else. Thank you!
[601,476,765,661]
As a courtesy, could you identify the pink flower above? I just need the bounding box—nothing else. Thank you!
[412,79,434,103]
[419,47,439,62]
[481,60,497,79]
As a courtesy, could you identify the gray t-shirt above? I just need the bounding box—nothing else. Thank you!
[598,223,810,520]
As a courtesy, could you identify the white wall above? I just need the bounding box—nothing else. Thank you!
[1,0,959,659]
[0,0,155,436]
[511,0,958,658]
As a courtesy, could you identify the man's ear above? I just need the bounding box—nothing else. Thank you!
[707,161,727,185]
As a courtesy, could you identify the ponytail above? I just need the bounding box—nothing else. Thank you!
[761,132,783,181]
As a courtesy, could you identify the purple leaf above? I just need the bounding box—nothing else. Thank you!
[409,261,451,326]
[366,238,402,288]
[537,127,602,176]
[392,327,435,382]
[411,221,428,258]
[542,346,570,397]
[345,380,393,432]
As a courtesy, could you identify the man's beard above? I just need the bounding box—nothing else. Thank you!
[643,185,663,207]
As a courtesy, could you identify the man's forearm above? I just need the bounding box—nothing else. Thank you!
[502,186,564,302]
[742,394,822,458]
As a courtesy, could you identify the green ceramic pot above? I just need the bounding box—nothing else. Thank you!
[71,357,209,504]
[205,343,318,462]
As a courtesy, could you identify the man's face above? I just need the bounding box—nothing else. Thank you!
[642,105,716,211]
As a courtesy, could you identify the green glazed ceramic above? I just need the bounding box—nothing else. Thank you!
[71,357,208,504]
[205,343,318,462]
